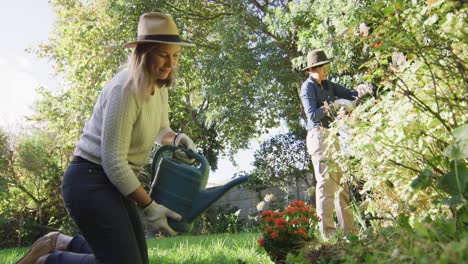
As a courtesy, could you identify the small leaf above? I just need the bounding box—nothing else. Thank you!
[411,175,431,189]
[383,7,395,16]
[443,125,468,159]
[397,214,412,230]
[437,161,468,196]
[422,168,433,178]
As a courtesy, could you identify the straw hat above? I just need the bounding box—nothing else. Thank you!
[301,49,330,71]
[123,12,195,48]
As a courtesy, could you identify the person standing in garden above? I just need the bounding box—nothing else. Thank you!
[17,12,197,264]
[300,48,370,239]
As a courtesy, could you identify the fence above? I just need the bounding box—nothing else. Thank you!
[208,175,315,219]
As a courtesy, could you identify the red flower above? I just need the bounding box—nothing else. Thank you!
[289,200,305,208]
[261,210,274,217]
[294,228,309,239]
[285,207,297,215]
[275,218,287,227]
[257,200,319,257]
[373,40,382,48]
[271,230,279,239]
[274,211,284,217]
[258,237,264,246]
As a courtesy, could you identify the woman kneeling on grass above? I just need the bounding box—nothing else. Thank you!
[17,12,196,264]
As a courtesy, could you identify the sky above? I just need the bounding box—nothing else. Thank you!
[0,1,287,184]
[0,1,57,130]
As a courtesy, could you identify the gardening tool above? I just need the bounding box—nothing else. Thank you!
[149,145,248,233]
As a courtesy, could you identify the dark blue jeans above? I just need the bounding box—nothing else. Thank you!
[46,156,148,264]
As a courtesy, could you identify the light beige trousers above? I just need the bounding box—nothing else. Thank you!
[306,127,356,237]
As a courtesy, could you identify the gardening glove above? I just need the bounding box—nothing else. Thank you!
[173,133,197,152]
[355,83,373,98]
[141,201,182,236]
[173,133,197,163]
[333,99,355,113]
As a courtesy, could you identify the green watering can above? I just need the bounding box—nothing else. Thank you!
[149,145,248,233]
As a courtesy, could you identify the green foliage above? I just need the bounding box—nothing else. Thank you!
[210,206,244,234]
[0,129,73,247]
[318,0,468,230]
[191,204,245,235]
[2,0,465,255]
[300,218,468,264]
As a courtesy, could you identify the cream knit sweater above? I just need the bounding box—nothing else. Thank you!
[74,69,171,196]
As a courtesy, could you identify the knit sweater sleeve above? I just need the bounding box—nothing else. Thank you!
[100,81,142,196]
[155,87,173,145]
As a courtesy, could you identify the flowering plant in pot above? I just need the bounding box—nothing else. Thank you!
[257,200,319,263]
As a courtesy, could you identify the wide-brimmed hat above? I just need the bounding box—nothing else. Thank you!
[301,49,330,71]
[123,12,195,48]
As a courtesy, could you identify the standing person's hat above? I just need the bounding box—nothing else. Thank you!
[301,49,330,71]
[123,12,195,48]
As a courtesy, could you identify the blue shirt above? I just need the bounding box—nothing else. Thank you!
[300,76,358,130]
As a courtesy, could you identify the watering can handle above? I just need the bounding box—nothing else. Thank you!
[150,145,209,183]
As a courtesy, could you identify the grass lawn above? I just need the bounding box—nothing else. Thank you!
[0,232,273,264]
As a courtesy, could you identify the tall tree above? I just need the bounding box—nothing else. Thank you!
[31,0,328,168]
[245,132,314,193]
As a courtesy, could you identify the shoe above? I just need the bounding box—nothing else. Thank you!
[16,232,59,264]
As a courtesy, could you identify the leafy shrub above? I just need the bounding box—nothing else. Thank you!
[191,204,245,235]
[300,217,468,264]
[324,0,468,230]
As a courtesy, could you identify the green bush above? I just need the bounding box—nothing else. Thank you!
[191,204,246,235]
[299,218,468,264]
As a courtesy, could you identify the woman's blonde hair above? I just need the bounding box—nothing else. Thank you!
[126,43,177,102]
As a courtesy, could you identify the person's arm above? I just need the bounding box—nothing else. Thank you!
[128,185,152,208]
[156,127,178,145]
[332,82,358,100]
[100,83,142,196]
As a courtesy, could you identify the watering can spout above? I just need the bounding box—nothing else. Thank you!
[187,176,249,221]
